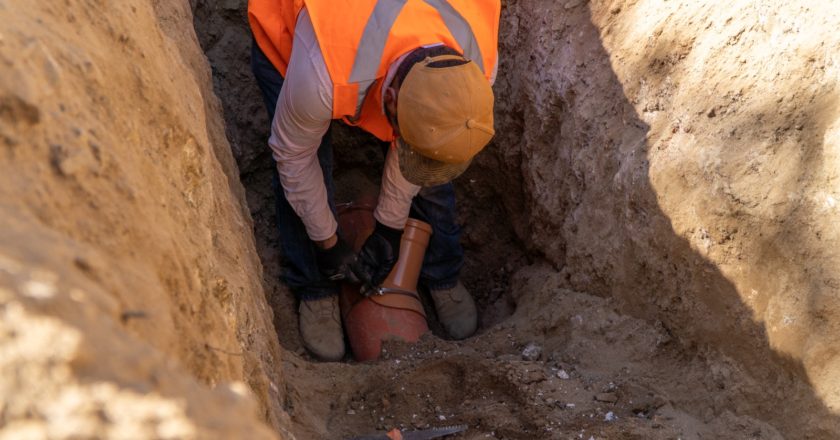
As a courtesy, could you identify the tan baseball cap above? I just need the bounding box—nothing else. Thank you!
[396,54,495,187]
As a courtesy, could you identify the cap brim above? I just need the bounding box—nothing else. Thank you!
[396,138,472,187]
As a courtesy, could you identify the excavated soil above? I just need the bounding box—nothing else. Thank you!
[2,0,840,439]
[0,0,286,437]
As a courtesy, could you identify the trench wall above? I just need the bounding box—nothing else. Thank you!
[0,0,288,437]
[490,0,840,432]
[9,0,836,437]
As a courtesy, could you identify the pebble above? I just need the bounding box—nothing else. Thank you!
[22,279,56,300]
[556,369,571,380]
[595,392,618,403]
[605,411,617,422]
[523,369,546,384]
[521,343,542,361]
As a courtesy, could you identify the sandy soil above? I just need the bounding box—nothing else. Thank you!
[2,0,839,438]
[490,1,840,437]
[1,0,284,437]
[270,263,798,439]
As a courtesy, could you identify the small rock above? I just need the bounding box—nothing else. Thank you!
[346,409,356,415]
[564,0,582,9]
[595,392,619,403]
[523,369,546,384]
[521,343,542,361]
[556,369,571,380]
[707,108,716,118]
[605,411,617,422]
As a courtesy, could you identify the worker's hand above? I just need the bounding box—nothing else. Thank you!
[351,221,403,288]
[314,237,359,282]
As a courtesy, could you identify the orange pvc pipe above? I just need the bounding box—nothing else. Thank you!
[380,219,433,295]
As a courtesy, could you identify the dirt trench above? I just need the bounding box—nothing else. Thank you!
[193,0,840,439]
[2,0,840,439]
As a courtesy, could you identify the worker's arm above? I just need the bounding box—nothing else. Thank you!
[373,147,421,229]
[267,9,336,245]
[269,8,420,249]
[350,146,420,287]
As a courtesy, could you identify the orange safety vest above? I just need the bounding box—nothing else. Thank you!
[248,0,500,142]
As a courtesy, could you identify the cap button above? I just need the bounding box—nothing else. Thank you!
[466,119,477,129]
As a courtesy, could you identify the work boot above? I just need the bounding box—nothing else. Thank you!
[430,281,477,340]
[298,295,345,361]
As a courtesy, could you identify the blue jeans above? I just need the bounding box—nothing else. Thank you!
[250,41,463,300]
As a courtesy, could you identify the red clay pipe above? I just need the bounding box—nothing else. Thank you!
[337,199,431,361]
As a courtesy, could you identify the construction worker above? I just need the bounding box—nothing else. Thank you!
[248,0,500,361]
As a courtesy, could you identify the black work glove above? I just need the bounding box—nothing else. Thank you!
[314,237,358,282]
[350,221,403,288]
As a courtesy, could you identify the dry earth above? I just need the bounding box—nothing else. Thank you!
[1,0,840,439]
[0,0,286,437]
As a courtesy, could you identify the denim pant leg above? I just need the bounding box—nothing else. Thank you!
[251,41,338,300]
[410,183,464,290]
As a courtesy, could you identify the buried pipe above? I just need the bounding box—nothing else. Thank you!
[337,197,431,361]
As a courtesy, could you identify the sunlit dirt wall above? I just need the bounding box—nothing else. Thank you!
[490,0,840,434]
[0,0,289,437]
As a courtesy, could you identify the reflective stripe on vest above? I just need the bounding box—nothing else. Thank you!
[422,0,485,72]
[348,0,409,115]
[346,0,487,118]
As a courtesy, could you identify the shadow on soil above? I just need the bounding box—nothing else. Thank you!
[492,1,840,437]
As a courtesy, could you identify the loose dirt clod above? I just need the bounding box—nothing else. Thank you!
[521,342,542,361]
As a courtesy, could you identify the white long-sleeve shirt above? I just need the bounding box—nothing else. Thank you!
[269,8,496,241]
